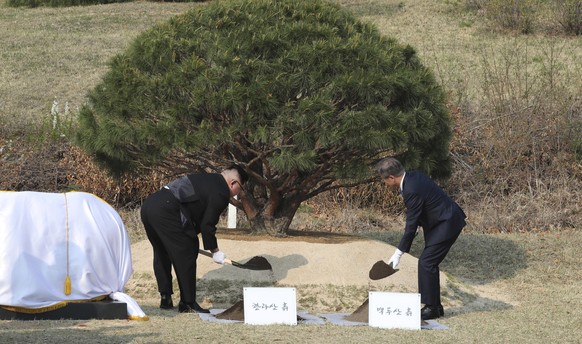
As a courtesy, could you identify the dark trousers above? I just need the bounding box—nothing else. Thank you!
[141,189,200,303]
[418,231,460,306]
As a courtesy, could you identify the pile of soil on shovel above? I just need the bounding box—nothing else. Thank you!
[244,256,272,270]
[368,260,397,280]
[215,301,305,322]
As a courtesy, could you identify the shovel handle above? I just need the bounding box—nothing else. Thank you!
[198,249,271,270]
[198,249,233,265]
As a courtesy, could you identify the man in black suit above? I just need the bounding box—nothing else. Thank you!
[141,164,248,313]
[375,157,466,320]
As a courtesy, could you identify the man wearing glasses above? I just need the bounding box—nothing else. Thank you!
[141,164,248,313]
[375,157,466,320]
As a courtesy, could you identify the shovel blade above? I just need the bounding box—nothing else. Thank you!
[198,249,272,271]
[368,260,398,280]
[233,256,272,271]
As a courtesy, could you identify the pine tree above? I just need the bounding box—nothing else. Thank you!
[77,0,453,235]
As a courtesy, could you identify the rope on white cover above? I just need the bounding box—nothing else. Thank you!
[64,192,72,295]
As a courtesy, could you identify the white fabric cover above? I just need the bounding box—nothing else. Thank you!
[0,191,146,319]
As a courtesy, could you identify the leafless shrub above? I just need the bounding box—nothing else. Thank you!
[552,0,582,35]
[303,37,582,233]
[60,144,170,207]
[465,0,488,11]
[485,0,537,34]
[445,39,582,232]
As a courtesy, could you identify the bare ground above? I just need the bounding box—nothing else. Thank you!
[128,232,510,315]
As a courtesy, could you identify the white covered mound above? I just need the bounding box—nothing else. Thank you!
[0,191,145,319]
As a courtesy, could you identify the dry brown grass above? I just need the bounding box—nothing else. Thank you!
[335,0,582,232]
[0,1,199,131]
[0,2,581,341]
[1,0,581,232]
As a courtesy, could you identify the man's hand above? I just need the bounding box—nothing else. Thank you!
[212,250,226,264]
[387,249,404,269]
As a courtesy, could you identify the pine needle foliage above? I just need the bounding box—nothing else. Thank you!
[77,0,453,234]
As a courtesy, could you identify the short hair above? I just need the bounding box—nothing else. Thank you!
[226,163,249,185]
[375,158,405,179]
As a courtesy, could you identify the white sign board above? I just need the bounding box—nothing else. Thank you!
[368,291,421,330]
[227,195,237,228]
[227,203,237,228]
[243,287,297,325]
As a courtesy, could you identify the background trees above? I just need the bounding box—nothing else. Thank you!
[2,0,579,233]
[76,0,452,235]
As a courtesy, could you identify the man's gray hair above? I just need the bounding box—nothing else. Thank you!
[375,158,405,179]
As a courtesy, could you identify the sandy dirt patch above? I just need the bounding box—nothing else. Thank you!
[131,233,437,292]
[129,231,511,315]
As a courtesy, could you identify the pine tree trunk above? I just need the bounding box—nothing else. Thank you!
[246,202,300,236]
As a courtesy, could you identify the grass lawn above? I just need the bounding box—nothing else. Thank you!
[1,229,580,343]
[0,0,580,342]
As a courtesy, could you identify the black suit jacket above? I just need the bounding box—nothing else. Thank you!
[398,171,466,253]
[166,172,230,251]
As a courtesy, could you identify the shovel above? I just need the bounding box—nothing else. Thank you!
[198,250,272,271]
[368,260,398,280]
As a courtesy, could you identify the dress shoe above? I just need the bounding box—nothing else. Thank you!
[159,294,173,309]
[178,301,210,314]
[421,305,441,320]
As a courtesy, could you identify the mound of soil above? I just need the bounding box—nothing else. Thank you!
[215,300,305,322]
[132,237,424,288]
[216,301,245,321]
[344,298,369,323]
[343,298,428,325]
